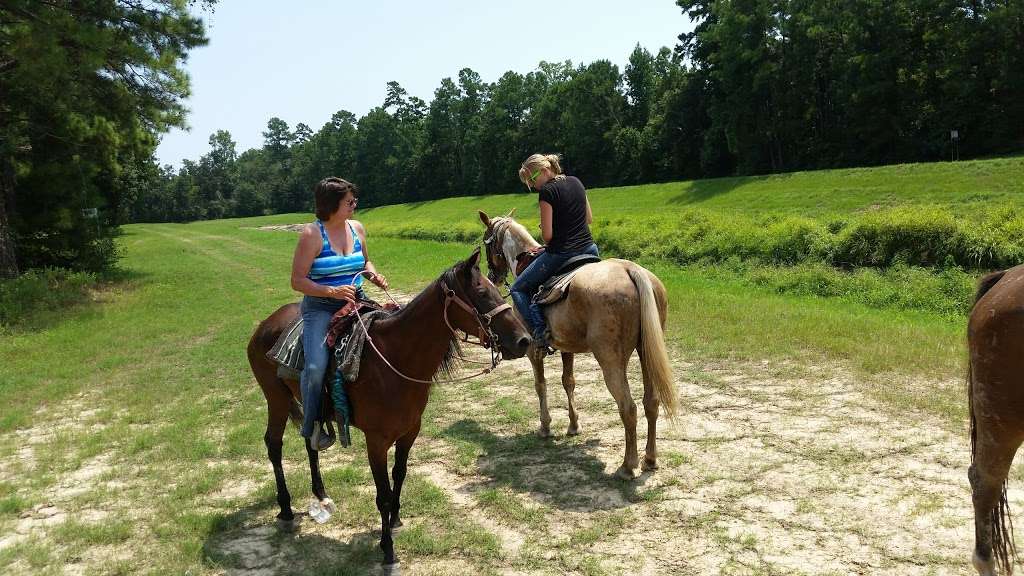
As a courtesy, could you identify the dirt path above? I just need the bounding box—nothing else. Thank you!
[378,347,983,575]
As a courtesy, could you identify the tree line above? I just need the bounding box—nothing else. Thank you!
[128,0,1023,225]
[3,1,1022,277]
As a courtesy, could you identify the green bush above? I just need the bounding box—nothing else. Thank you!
[0,268,97,329]
[743,262,975,316]
[368,204,1024,280]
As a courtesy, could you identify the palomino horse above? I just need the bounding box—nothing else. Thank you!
[478,210,679,479]
[247,249,530,566]
[968,265,1024,575]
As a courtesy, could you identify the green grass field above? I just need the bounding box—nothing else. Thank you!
[0,157,1018,574]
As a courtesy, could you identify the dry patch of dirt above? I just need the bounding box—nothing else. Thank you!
[253,224,306,233]
[389,345,990,575]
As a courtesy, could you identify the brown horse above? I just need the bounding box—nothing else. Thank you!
[246,249,530,566]
[968,265,1024,575]
[478,210,679,479]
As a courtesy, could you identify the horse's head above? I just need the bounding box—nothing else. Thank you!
[446,247,531,359]
[479,208,538,285]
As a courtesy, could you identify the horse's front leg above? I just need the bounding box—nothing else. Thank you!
[367,435,397,565]
[561,352,580,436]
[529,351,552,438]
[390,423,421,529]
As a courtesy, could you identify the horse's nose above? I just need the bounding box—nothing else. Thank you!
[516,336,531,354]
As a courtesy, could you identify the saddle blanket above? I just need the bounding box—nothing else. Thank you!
[265,301,394,382]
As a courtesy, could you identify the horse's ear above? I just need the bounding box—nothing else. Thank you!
[478,210,491,228]
[465,247,481,270]
[505,207,516,218]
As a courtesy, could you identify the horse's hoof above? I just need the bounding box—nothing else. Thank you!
[276,517,299,532]
[390,518,403,529]
[641,458,658,472]
[972,550,996,576]
[380,562,401,576]
[566,424,580,436]
[537,427,552,439]
[614,465,637,480]
[320,498,335,514]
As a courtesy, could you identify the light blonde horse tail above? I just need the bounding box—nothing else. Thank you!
[627,264,678,420]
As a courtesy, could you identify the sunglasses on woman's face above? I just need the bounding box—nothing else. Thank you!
[346,198,358,207]
[527,169,542,183]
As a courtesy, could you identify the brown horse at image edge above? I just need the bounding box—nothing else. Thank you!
[968,264,1024,576]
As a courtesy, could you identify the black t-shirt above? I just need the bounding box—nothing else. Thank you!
[538,176,593,254]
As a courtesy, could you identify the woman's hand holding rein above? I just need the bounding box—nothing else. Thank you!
[368,271,389,290]
[326,284,358,302]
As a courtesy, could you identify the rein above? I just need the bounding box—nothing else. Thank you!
[349,270,512,384]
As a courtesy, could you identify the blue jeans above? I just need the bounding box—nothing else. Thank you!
[510,243,599,339]
[299,290,363,438]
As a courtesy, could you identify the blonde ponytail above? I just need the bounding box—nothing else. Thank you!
[518,153,567,188]
[544,154,563,176]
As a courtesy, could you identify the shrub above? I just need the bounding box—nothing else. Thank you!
[0,268,97,329]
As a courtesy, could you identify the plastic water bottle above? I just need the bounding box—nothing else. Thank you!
[308,500,331,524]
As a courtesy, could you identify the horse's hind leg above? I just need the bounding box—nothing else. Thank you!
[637,347,659,472]
[258,374,295,523]
[529,352,552,438]
[305,438,333,514]
[561,352,580,436]
[970,421,1021,576]
[593,347,639,479]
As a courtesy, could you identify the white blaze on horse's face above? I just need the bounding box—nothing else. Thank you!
[501,228,520,280]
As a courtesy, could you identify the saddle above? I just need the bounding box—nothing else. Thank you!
[266,297,398,448]
[514,251,601,306]
[266,297,398,381]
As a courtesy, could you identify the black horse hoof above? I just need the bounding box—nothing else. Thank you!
[276,516,299,532]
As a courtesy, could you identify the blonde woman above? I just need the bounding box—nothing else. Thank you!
[512,154,598,352]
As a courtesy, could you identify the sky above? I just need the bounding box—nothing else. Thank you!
[155,1,694,168]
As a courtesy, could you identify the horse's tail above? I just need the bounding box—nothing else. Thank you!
[287,397,303,428]
[974,270,1007,310]
[626,264,678,420]
[968,269,1017,574]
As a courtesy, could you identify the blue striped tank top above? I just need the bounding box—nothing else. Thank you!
[307,220,365,287]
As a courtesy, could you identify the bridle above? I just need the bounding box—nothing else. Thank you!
[350,269,514,384]
[483,218,517,296]
[439,277,512,351]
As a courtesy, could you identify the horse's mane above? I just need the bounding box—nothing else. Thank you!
[381,267,464,383]
[493,216,537,249]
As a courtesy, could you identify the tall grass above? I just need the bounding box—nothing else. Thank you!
[0,268,98,329]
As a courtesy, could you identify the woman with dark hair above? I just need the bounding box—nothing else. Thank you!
[290,177,388,450]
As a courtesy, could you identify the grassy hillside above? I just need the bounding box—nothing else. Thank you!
[236,156,1024,319]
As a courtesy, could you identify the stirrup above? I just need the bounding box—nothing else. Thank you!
[311,420,336,451]
[533,332,557,357]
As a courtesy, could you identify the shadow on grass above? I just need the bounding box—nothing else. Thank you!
[668,172,795,205]
[203,498,381,576]
[0,267,151,336]
[441,419,657,512]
